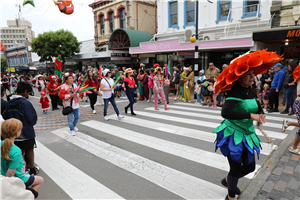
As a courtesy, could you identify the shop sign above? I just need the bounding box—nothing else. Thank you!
[253,28,300,41]
[178,51,194,56]
[111,53,130,57]
[111,57,131,61]
[287,29,300,38]
[8,68,15,72]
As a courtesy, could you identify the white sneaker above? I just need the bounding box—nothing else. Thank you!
[93,110,97,114]
[71,131,75,136]
[188,100,192,103]
[104,116,109,121]
[74,127,79,132]
[174,97,178,101]
[282,119,289,132]
[118,114,124,120]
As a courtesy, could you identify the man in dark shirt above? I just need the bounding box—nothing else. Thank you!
[1,86,8,114]
[2,75,10,94]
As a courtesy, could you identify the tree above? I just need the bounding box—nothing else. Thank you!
[1,56,8,74]
[31,29,81,71]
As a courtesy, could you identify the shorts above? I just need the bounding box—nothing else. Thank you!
[25,175,35,187]
[255,85,260,90]
[14,138,37,150]
[175,84,179,90]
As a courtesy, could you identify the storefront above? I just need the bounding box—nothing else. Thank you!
[253,27,300,63]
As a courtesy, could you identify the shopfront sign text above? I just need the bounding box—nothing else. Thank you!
[287,29,300,38]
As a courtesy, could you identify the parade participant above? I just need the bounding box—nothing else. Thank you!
[10,75,18,94]
[1,119,44,198]
[47,75,61,111]
[39,90,50,115]
[261,84,270,111]
[180,67,188,101]
[85,70,99,114]
[153,66,170,111]
[59,73,80,136]
[78,74,85,102]
[137,69,145,100]
[143,70,149,101]
[124,68,137,115]
[213,50,282,200]
[100,69,124,121]
[36,75,46,93]
[148,68,155,103]
[183,65,194,103]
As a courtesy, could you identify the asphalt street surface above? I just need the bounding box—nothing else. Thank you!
[24,88,296,200]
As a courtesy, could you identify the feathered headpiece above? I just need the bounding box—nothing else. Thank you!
[214,49,283,94]
[293,64,300,82]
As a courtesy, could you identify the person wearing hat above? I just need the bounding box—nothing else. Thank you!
[39,90,50,114]
[195,69,206,104]
[268,63,285,113]
[85,70,99,114]
[173,65,181,100]
[213,50,282,200]
[100,69,124,121]
[35,75,46,93]
[153,65,170,110]
[47,75,61,111]
[10,74,18,94]
[124,68,137,115]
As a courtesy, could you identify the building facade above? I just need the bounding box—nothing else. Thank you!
[130,0,273,74]
[0,19,35,49]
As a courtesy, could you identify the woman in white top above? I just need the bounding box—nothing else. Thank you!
[36,75,46,93]
[100,69,124,121]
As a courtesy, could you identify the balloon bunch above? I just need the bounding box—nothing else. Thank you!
[0,41,4,52]
[113,74,122,87]
[68,77,95,101]
[293,64,300,82]
[214,49,283,94]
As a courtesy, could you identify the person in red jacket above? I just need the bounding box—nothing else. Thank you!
[47,75,61,111]
[85,70,99,114]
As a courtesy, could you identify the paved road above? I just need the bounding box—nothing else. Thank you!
[25,90,296,200]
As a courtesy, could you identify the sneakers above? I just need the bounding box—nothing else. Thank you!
[44,111,48,115]
[118,114,124,120]
[71,131,75,136]
[165,107,170,110]
[155,107,159,110]
[74,127,79,132]
[174,97,178,101]
[182,98,186,102]
[29,166,40,175]
[104,116,109,121]
[124,107,128,114]
[282,119,289,132]
[93,110,97,114]
[188,100,192,103]
[211,105,217,109]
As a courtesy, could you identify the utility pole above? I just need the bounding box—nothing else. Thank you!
[194,0,199,75]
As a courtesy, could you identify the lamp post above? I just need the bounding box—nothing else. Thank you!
[190,0,199,76]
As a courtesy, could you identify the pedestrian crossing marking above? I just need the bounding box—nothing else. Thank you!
[35,140,123,199]
[136,111,288,140]
[81,120,261,179]
[51,127,228,199]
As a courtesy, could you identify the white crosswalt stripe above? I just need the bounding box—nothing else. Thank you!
[147,107,293,130]
[35,140,123,199]
[108,115,277,156]
[52,127,227,199]
[135,111,288,140]
[173,103,294,122]
[81,120,260,179]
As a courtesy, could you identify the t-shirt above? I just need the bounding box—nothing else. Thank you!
[1,141,30,183]
[2,78,9,88]
[124,77,135,89]
[101,78,114,99]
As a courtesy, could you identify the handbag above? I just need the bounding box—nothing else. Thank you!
[207,85,213,92]
[62,85,74,116]
[104,78,115,99]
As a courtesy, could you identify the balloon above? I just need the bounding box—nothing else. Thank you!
[23,0,35,7]
[0,42,4,52]
[54,0,74,15]
[190,37,196,43]
[63,0,72,7]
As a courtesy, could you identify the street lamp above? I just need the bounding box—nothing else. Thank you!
[190,0,199,75]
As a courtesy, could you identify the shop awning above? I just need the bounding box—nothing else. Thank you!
[18,67,29,70]
[253,27,300,44]
[108,28,153,50]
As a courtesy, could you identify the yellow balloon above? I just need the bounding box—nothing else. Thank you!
[190,37,196,43]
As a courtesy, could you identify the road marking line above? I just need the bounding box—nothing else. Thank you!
[81,120,260,179]
[52,127,227,199]
[35,140,123,199]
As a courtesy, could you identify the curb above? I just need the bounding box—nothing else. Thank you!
[239,127,298,200]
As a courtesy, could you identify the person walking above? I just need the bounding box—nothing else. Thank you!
[85,70,99,114]
[268,63,285,113]
[100,69,124,121]
[143,70,149,101]
[47,75,61,111]
[148,68,155,102]
[183,65,194,103]
[124,68,137,115]
[35,75,46,93]
[137,69,145,100]
[281,61,297,115]
[173,65,181,100]
[153,66,170,110]
[163,71,171,104]
[59,73,80,136]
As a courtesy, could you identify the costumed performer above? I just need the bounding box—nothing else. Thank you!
[153,65,170,111]
[124,68,137,116]
[47,75,61,111]
[39,90,50,115]
[213,50,282,200]
[85,70,99,114]
[54,55,63,78]
[35,75,46,93]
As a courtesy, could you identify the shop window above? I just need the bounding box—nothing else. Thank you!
[168,1,178,29]
[100,15,105,35]
[109,12,114,33]
[216,1,231,24]
[120,8,126,29]
[184,0,195,27]
[24,55,28,63]
[242,0,261,18]
[20,55,23,65]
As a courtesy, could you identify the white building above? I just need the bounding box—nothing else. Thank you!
[130,0,273,72]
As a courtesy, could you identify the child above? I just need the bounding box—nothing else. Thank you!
[195,80,202,105]
[180,67,188,101]
[39,90,50,114]
[201,75,214,106]
[261,83,270,110]
[1,119,44,198]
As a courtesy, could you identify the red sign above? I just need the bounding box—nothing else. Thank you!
[178,51,194,56]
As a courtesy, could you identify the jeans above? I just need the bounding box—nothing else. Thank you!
[49,94,59,109]
[163,85,170,103]
[67,108,80,131]
[103,97,120,116]
[88,93,97,110]
[282,88,287,103]
[286,88,296,111]
[125,88,135,113]
[149,88,154,100]
[217,95,223,103]
[180,86,184,98]
[196,93,201,103]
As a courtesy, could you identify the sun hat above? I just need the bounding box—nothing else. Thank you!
[293,63,300,82]
[125,68,133,74]
[103,69,110,76]
[214,49,283,94]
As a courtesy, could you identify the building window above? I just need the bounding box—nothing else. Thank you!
[184,0,195,27]
[20,55,23,65]
[13,30,15,33]
[168,1,178,28]
[6,30,8,33]
[120,8,126,28]
[109,12,114,33]
[216,1,231,24]
[13,35,15,38]
[100,15,105,35]
[22,30,24,33]
[242,0,260,18]
[24,54,28,63]
[4,40,6,43]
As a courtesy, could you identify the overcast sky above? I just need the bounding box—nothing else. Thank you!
[0,0,95,42]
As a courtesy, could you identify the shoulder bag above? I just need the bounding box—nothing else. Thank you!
[62,85,74,116]
[104,78,115,99]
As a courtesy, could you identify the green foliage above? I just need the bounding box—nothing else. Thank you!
[1,56,8,74]
[31,29,81,64]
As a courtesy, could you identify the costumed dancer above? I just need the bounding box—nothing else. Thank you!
[54,55,63,78]
[39,90,50,115]
[213,50,282,200]
[36,75,46,93]
[47,75,61,111]
[153,65,170,111]
[124,68,137,115]
[85,70,99,114]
